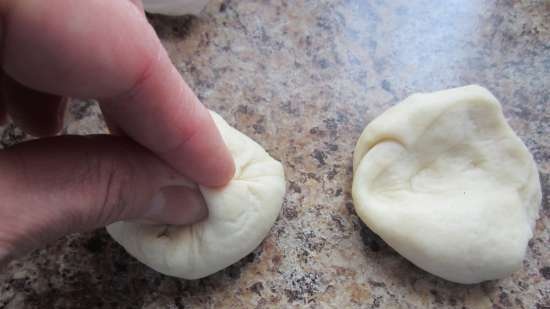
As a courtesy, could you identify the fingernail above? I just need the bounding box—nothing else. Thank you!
[144,185,208,225]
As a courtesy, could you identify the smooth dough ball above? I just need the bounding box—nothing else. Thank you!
[107,111,286,279]
[352,85,541,284]
[141,0,208,16]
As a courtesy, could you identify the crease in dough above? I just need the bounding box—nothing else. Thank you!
[107,111,286,279]
[352,85,542,284]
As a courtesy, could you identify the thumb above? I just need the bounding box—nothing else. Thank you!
[0,135,207,263]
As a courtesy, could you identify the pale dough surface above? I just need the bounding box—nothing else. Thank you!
[352,85,541,284]
[107,111,286,279]
[141,0,208,15]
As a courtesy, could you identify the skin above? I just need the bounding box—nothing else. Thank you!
[0,0,235,265]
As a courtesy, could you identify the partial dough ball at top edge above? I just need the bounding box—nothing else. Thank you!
[142,0,208,16]
[107,110,286,279]
[352,85,542,284]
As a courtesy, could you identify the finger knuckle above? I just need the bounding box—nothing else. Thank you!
[81,150,135,226]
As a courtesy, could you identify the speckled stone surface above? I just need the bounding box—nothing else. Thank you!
[0,0,549,308]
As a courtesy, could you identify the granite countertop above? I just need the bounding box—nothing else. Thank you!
[0,0,548,308]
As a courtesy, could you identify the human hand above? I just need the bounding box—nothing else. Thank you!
[0,0,235,264]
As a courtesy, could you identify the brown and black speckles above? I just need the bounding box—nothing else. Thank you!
[271,254,283,269]
[312,149,327,166]
[173,296,185,309]
[305,172,321,182]
[325,142,339,152]
[346,165,354,176]
[288,181,302,194]
[147,14,195,40]
[283,271,322,303]
[330,214,346,233]
[516,280,530,291]
[448,297,458,306]
[282,205,298,220]
[2,239,151,308]
[323,118,338,132]
[540,266,550,280]
[359,222,387,253]
[111,255,129,274]
[248,282,264,296]
[8,278,27,292]
[237,104,254,115]
[540,173,549,211]
[497,291,512,308]
[0,123,28,148]
[345,202,356,215]
[225,252,258,280]
[327,167,339,180]
[252,123,265,134]
[316,15,334,32]
[219,1,228,13]
[309,126,327,137]
[381,80,392,93]
[68,100,96,121]
[84,233,107,253]
[296,230,326,253]
[297,248,311,263]
[371,295,384,308]
[283,289,301,303]
[280,100,301,116]
[368,280,386,289]
[430,289,444,306]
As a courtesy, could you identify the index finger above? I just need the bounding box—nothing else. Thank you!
[1,0,234,186]
[101,53,236,187]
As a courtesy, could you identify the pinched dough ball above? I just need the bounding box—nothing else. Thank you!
[107,111,286,279]
[352,85,541,284]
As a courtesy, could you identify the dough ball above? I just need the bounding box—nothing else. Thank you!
[107,111,286,279]
[352,85,541,284]
[141,0,208,16]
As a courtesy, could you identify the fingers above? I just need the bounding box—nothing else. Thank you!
[129,0,145,12]
[100,63,236,187]
[1,0,155,98]
[0,135,208,261]
[1,74,66,137]
[1,0,235,187]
